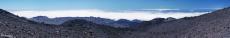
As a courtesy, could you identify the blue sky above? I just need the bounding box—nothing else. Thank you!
[0,0,229,10]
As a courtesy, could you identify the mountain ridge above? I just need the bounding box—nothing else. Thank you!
[127,7,230,38]
[30,16,142,28]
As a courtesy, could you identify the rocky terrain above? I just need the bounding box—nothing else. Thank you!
[0,7,230,38]
[127,7,230,38]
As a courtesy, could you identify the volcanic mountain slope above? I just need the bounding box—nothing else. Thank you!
[0,9,52,38]
[0,9,128,38]
[61,19,133,38]
[127,7,230,38]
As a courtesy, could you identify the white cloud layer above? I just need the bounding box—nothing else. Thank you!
[10,9,209,20]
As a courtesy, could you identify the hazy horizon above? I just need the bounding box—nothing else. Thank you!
[11,9,210,20]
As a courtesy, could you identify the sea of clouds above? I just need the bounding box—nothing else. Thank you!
[11,9,209,21]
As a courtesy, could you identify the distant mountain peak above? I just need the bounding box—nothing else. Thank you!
[32,16,49,18]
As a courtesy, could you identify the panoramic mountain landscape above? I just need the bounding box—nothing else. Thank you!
[0,7,230,38]
[0,0,230,38]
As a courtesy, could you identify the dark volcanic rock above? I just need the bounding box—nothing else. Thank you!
[130,17,176,31]
[61,19,133,38]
